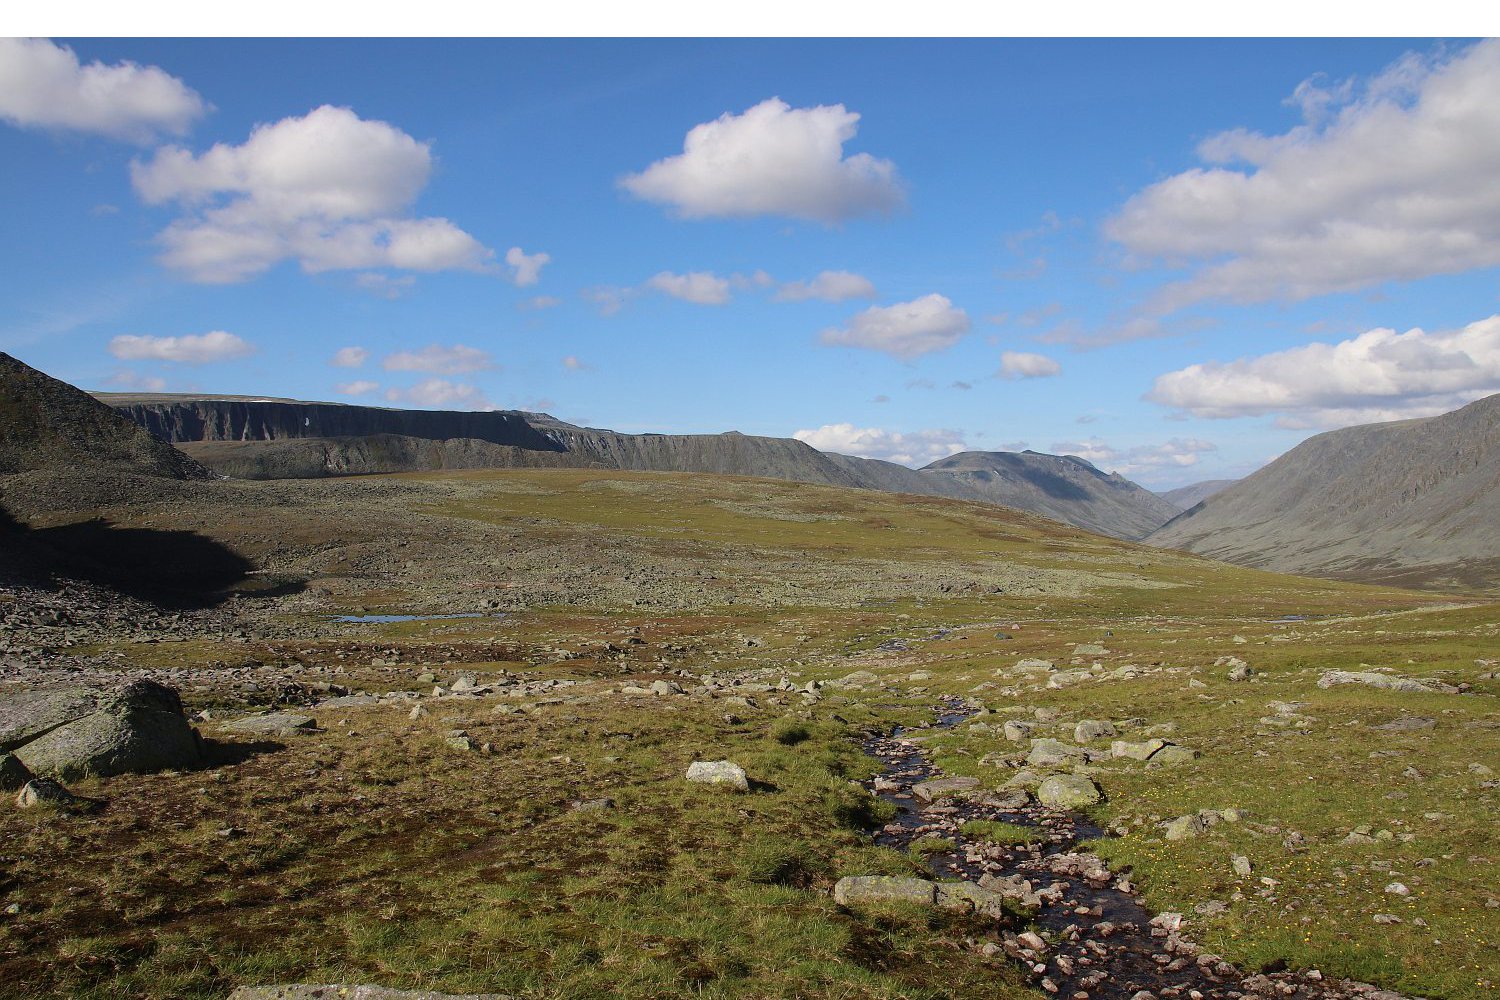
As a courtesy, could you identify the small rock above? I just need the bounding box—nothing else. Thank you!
[1074,720,1116,742]
[1231,855,1252,877]
[685,760,749,792]
[15,778,77,809]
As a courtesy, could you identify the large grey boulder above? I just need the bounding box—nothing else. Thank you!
[0,688,106,753]
[13,680,204,781]
[227,987,516,1000]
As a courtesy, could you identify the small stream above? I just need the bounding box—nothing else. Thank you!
[861,698,1414,1000]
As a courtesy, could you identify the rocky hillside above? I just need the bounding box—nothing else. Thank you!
[99,393,1178,540]
[1159,479,1237,510]
[921,451,1182,540]
[1,354,208,480]
[1148,393,1500,590]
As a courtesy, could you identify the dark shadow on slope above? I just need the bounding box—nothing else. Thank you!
[2,512,294,609]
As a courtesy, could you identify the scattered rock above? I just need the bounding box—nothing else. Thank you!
[685,759,749,792]
[1163,814,1205,840]
[912,775,981,802]
[15,777,78,808]
[1002,720,1036,742]
[1317,670,1458,694]
[1111,738,1167,761]
[1027,738,1091,767]
[569,797,615,812]
[833,875,935,908]
[1073,719,1116,742]
[1231,854,1252,877]
[1149,744,1201,766]
[1074,644,1109,656]
[1371,716,1436,732]
[1036,774,1102,809]
[224,712,319,737]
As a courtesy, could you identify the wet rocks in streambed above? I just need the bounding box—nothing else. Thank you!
[912,775,981,802]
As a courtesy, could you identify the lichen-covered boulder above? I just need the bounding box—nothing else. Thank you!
[13,680,204,781]
[1036,774,1103,809]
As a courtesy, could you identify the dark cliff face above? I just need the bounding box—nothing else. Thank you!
[98,396,568,454]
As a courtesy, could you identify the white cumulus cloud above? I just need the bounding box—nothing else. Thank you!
[108,330,254,364]
[821,293,969,360]
[998,351,1062,380]
[131,105,494,283]
[382,344,495,375]
[505,247,550,286]
[385,379,493,410]
[335,380,380,396]
[793,423,968,467]
[330,346,368,368]
[646,271,732,305]
[0,38,207,143]
[620,97,904,223]
[1107,40,1500,312]
[1147,314,1500,428]
[776,270,877,302]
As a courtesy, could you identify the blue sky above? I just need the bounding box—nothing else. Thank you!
[4,37,1499,488]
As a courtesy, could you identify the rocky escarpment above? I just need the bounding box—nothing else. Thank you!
[98,394,1178,540]
[1,355,208,480]
[100,394,565,454]
[1148,392,1500,590]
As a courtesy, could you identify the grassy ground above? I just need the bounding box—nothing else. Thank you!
[3,468,1495,998]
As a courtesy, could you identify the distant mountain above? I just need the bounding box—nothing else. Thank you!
[1148,393,1500,590]
[1159,479,1238,510]
[1,354,208,481]
[921,451,1182,540]
[96,392,1179,540]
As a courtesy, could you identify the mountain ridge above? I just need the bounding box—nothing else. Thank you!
[1147,393,1500,590]
[93,390,1176,540]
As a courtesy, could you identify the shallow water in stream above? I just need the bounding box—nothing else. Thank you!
[860,698,1416,1000]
